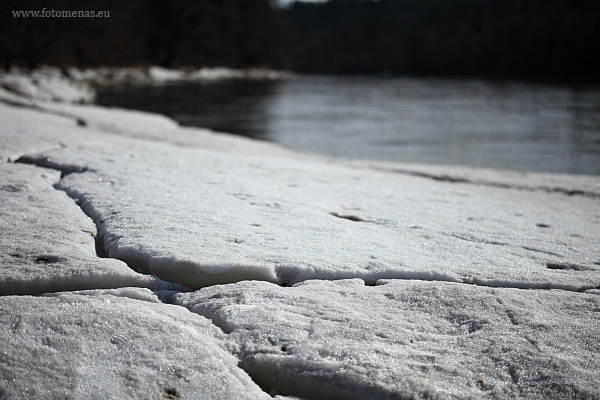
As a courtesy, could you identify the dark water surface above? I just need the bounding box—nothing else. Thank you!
[97,75,600,175]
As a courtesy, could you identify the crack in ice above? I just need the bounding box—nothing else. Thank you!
[12,157,598,295]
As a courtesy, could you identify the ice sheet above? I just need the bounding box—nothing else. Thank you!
[173,279,600,399]
[0,163,170,295]
[0,292,269,399]
[19,135,600,290]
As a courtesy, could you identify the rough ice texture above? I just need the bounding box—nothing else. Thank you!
[173,279,600,399]
[0,292,269,399]
[0,163,170,295]
[0,104,77,162]
[1,97,598,291]
[359,160,600,199]
[65,287,162,303]
[1,72,599,400]
[18,131,600,291]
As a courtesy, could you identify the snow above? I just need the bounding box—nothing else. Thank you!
[65,287,162,303]
[42,101,181,137]
[0,162,174,295]
[0,105,77,162]
[145,66,291,83]
[0,292,270,399]
[67,67,151,86]
[15,128,600,290]
[0,66,290,109]
[172,278,600,399]
[0,68,599,399]
[0,67,95,103]
[188,67,291,81]
[148,66,188,83]
[0,98,292,162]
[358,160,600,200]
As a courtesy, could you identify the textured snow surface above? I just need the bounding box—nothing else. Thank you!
[0,292,269,399]
[360,161,600,199]
[19,130,600,290]
[42,101,180,137]
[0,163,169,295]
[173,279,600,399]
[0,104,77,162]
[39,101,292,157]
[1,83,599,399]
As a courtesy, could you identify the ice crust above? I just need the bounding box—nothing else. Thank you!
[0,292,269,399]
[359,160,600,199]
[173,279,600,399]
[1,75,599,399]
[18,129,600,290]
[0,163,170,295]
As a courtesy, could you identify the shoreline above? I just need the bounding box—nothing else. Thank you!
[0,65,292,104]
[1,68,599,399]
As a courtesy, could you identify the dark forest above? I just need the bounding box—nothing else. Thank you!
[286,0,600,83]
[1,0,284,69]
[2,0,599,83]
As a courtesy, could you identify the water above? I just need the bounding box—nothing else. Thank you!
[97,75,600,175]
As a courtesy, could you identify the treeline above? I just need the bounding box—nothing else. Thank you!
[3,0,600,83]
[285,0,600,83]
[0,0,284,69]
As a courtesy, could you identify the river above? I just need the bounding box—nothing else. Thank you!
[98,75,600,175]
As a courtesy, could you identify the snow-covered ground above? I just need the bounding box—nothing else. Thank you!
[173,279,600,399]
[0,290,270,399]
[0,72,598,399]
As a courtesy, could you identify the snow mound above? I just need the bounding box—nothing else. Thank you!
[0,163,171,295]
[20,133,600,290]
[173,279,600,399]
[0,292,269,399]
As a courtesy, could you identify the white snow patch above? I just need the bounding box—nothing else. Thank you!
[173,279,600,399]
[0,293,270,399]
[0,163,171,295]
[18,133,600,290]
[61,287,161,303]
[148,66,187,83]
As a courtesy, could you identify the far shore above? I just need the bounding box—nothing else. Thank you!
[0,65,292,104]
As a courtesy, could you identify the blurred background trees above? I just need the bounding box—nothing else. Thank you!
[0,0,284,69]
[285,0,600,83]
[1,0,599,83]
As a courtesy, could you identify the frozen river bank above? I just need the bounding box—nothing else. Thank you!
[0,69,599,399]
